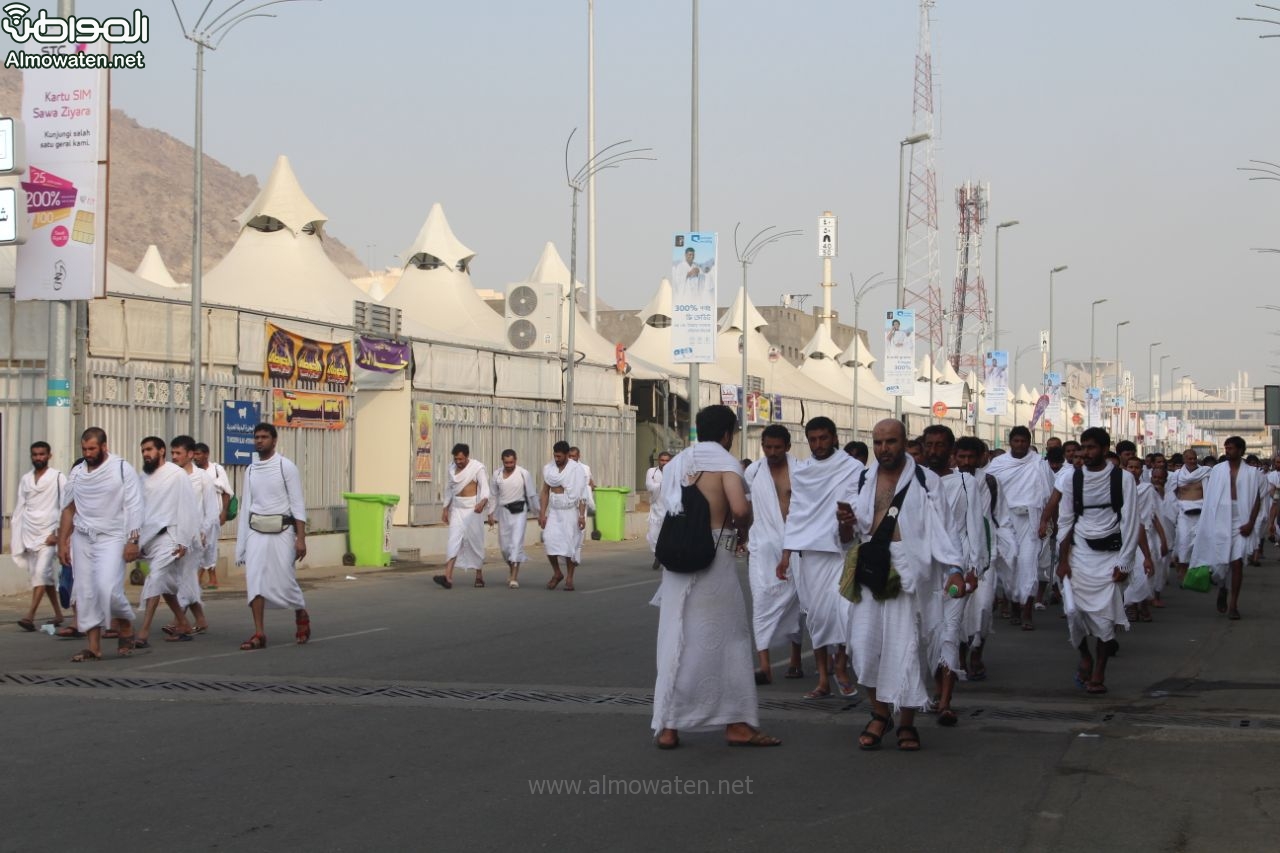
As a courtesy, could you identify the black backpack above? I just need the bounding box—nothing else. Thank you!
[1072,465,1124,522]
[655,474,718,574]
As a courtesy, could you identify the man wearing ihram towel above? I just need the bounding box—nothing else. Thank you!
[651,405,781,751]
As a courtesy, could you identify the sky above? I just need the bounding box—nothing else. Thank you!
[8,1,1280,392]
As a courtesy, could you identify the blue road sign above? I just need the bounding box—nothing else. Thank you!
[222,400,261,465]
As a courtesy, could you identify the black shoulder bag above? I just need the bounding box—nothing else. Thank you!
[655,473,728,574]
[852,467,926,598]
[1072,465,1124,551]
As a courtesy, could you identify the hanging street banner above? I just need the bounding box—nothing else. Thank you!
[1143,413,1158,445]
[271,388,346,430]
[1086,387,1102,428]
[670,231,717,364]
[15,55,110,301]
[414,402,433,482]
[265,322,353,389]
[355,335,411,374]
[983,350,1009,415]
[882,309,916,396]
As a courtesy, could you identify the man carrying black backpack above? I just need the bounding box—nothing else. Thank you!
[651,405,781,751]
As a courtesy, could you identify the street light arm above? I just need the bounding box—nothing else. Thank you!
[209,0,316,38]
[743,229,802,263]
[212,12,278,47]
[190,0,219,31]
[735,224,776,260]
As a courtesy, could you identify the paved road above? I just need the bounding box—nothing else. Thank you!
[1,540,1278,851]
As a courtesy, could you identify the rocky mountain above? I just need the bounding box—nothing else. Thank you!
[0,68,366,282]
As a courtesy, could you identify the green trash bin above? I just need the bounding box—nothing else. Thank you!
[593,487,630,542]
[341,493,401,567]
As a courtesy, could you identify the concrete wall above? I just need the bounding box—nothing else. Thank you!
[352,383,413,525]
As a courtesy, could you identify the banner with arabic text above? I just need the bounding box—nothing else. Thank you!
[266,323,352,388]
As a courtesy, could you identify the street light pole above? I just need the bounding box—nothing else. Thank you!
[850,272,894,439]
[1114,320,1131,406]
[895,131,931,420]
[992,220,1019,446]
[174,0,310,438]
[1089,298,1107,392]
[1147,341,1162,406]
[1047,265,1067,378]
[735,224,802,430]
[1158,354,1170,407]
[563,132,654,443]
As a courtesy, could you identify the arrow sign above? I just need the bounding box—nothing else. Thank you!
[223,400,261,465]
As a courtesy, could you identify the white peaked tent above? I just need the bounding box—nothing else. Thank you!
[839,333,876,368]
[636,276,673,326]
[938,358,965,386]
[134,245,182,288]
[202,155,364,327]
[379,204,504,346]
[916,353,945,383]
[798,325,855,401]
[716,287,846,404]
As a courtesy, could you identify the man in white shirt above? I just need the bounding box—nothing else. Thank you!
[435,443,490,589]
[539,441,588,590]
[646,451,672,569]
[13,441,67,631]
[487,449,537,589]
[133,436,200,648]
[193,442,234,590]
[171,435,220,635]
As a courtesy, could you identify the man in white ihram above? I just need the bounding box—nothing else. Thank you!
[235,423,309,650]
[986,425,1053,631]
[13,441,67,632]
[57,427,143,662]
[434,443,490,589]
[193,441,233,590]
[133,436,200,649]
[651,404,780,750]
[645,450,672,569]
[170,435,219,635]
[672,245,714,299]
[487,449,537,589]
[539,441,588,591]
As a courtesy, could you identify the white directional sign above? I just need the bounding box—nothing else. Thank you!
[818,215,837,258]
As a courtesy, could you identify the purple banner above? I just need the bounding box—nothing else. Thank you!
[356,335,411,374]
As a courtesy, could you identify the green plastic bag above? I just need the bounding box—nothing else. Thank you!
[226,494,239,521]
[1181,565,1211,593]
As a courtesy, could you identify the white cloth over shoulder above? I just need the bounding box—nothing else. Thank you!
[235,454,307,610]
[1057,462,1138,644]
[783,452,862,554]
[658,441,743,516]
[63,453,144,540]
[11,467,65,554]
[491,466,535,564]
[1190,462,1260,569]
[743,455,802,651]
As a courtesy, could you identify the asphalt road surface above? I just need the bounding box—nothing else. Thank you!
[2,539,1278,852]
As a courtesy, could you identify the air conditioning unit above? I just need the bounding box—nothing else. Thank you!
[505,282,561,353]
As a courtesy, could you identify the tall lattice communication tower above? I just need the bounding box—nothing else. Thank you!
[948,181,989,373]
[903,0,944,362]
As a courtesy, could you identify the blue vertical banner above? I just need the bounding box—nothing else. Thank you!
[222,400,262,465]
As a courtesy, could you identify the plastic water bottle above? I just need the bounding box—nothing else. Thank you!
[39,623,56,635]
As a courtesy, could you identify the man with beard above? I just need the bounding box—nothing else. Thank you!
[1190,436,1262,620]
[646,451,673,569]
[776,418,862,700]
[487,449,537,589]
[846,419,965,751]
[170,435,218,635]
[742,425,804,685]
[956,436,997,681]
[987,426,1053,630]
[539,441,589,591]
[133,437,200,648]
[56,428,143,662]
[192,442,233,590]
[1169,449,1210,582]
[12,441,67,632]
[434,444,490,589]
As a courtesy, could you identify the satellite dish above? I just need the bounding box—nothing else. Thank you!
[508,318,537,349]
[508,284,539,317]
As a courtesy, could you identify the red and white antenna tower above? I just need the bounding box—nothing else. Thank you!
[948,181,989,373]
[904,0,944,362]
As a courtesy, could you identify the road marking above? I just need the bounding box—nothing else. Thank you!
[579,578,662,595]
[134,628,388,670]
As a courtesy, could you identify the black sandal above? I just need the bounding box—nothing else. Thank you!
[896,724,922,751]
[858,712,891,751]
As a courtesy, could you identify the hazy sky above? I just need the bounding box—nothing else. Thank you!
[11,1,1280,390]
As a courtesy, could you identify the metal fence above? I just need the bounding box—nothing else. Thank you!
[408,391,635,525]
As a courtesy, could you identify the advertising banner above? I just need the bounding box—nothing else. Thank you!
[983,350,1008,415]
[355,335,411,374]
[1143,413,1158,445]
[15,59,109,301]
[271,388,346,430]
[414,402,433,482]
[265,323,352,388]
[670,232,717,364]
[882,309,916,396]
[1086,387,1102,428]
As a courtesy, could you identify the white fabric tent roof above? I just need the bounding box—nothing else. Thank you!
[203,157,364,326]
[718,287,769,333]
[839,333,876,368]
[938,359,965,386]
[109,261,191,299]
[636,277,672,323]
[399,202,476,272]
[799,324,842,360]
[235,155,328,237]
[842,364,899,409]
[916,353,944,383]
[134,245,182,288]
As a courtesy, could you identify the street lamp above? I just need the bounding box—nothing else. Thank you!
[1158,353,1170,407]
[173,0,315,437]
[894,131,931,419]
[562,131,654,443]
[1147,341,1162,405]
[1011,343,1040,431]
[850,272,895,438]
[1047,265,1067,377]
[1089,298,1107,389]
[735,224,802,430]
[992,219,1019,445]
[1114,320,1131,397]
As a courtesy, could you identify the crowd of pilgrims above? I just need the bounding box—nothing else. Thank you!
[646,405,1279,751]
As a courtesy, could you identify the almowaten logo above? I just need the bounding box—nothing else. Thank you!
[3,4,147,69]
